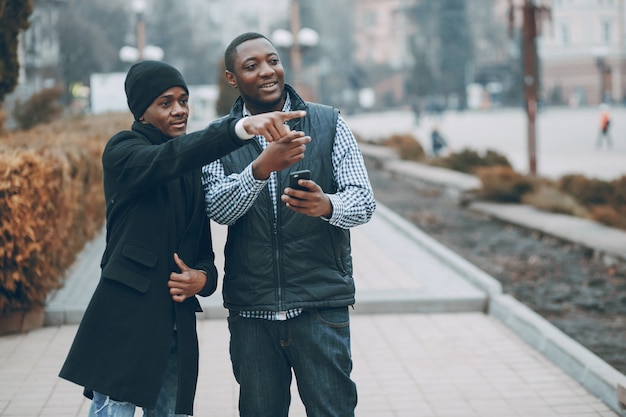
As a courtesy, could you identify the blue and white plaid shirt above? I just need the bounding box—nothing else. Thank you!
[201,95,375,320]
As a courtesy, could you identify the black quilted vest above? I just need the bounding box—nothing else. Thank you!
[220,85,354,311]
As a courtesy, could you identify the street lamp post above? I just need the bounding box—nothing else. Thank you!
[591,47,610,104]
[289,0,302,88]
[134,0,146,61]
[119,0,163,64]
[271,0,319,101]
[508,0,551,177]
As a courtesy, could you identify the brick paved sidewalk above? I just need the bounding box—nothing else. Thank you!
[5,201,623,417]
[0,313,621,417]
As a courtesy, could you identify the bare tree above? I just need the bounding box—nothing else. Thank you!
[0,0,34,105]
[438,0,473,108]
[57,0,130,87]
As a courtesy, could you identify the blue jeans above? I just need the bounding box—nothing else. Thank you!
[87,335,185,417]
[228,307,357,417]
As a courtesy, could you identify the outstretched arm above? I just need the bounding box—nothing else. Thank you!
[240,110,306,141]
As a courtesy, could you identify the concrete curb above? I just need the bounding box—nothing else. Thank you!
[470,201,626,262]
[491,294,626,417]
[359,146,626,416]
[360,143,626,262]
[352,290,485,314]
[386,160,481,194]
[377,198,626,416]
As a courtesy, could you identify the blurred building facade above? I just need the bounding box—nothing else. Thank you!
[188,0,359,111]
[351,0,626,109]
[537,0,626,106]
[188,0,290,50]
[10,0,624,124]
[18,0,65,90]
[352,0,413,108]
[351,0,515,110]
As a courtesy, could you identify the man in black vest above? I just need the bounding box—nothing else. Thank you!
[59,60,306,417]
[202,32,376,417]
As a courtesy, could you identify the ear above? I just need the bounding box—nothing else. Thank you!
[225,70,238,89]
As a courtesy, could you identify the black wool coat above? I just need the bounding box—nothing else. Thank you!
[59,117,248,415]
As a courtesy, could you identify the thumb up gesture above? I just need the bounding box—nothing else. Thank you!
[168,253,207,303]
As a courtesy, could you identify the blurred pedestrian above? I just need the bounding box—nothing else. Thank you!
[58,60,305,417]
[202,32,376,417]
[431,125,447,157]
[596,104,613,149]
[410,96,421,126]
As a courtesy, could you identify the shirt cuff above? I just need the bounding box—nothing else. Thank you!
[234,118,255,140]
[241,164,268,189]
[322,194,343,223]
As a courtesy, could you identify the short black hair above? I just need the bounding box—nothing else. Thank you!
[224,32,272,72]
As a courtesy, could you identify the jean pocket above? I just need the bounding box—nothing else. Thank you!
[314,306,349,328]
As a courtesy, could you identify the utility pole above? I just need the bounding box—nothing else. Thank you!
[509,0,550,176]
[273,0,318,102]
[289,0,303,90]
[136,10,145,61]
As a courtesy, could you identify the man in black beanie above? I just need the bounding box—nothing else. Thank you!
[59,60,309,417]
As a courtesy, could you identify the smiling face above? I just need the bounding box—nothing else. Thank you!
[140,86,189,138]
[225,37,286,115]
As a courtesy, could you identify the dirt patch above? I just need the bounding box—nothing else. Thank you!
[365,159,626,375]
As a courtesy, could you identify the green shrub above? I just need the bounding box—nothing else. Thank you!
[13,86,64,130]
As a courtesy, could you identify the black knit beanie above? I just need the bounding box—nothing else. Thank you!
[124,60,189,121]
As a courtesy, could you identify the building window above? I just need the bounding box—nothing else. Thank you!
[602,21,612,44]
[362,10,377,28]
[560,23,570,46]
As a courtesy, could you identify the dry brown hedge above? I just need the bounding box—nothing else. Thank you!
[474,165,534,202]
[0,113,130,313]
[370,137,626,231]
[381,133,426,162]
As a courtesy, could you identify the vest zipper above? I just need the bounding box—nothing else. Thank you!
[273,179,283,312]
[273,219,283,311]
[252,137,284,312]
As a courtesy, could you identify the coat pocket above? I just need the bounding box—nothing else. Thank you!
[100,243,157,293]
[101,264,151,293]
[122,244,158,268]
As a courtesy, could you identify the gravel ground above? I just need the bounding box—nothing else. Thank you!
[365,159,626,375]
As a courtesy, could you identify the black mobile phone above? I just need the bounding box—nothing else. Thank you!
[289,169,311,191]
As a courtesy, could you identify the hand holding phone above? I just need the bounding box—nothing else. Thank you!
[289,169,311,191]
